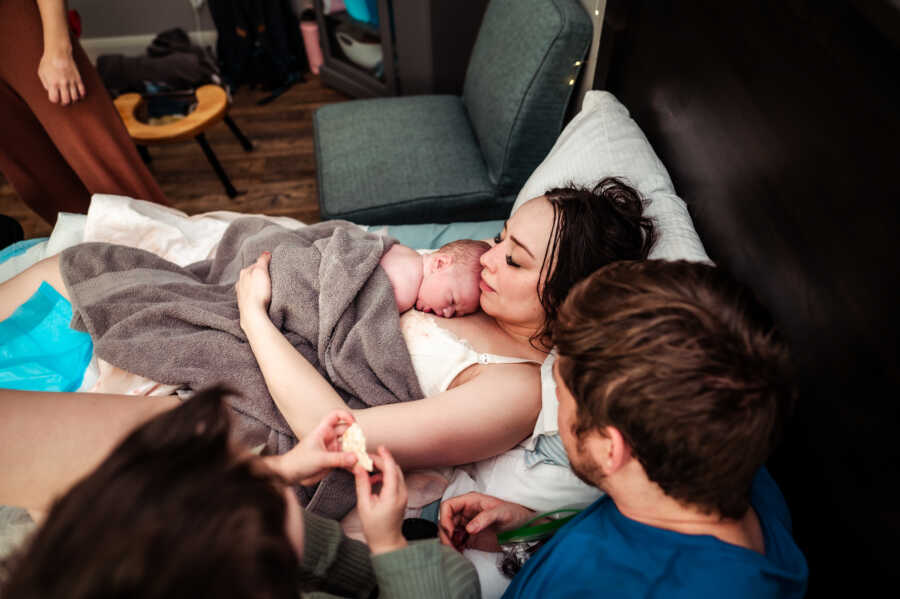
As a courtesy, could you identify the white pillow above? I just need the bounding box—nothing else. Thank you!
[512,91,711,264]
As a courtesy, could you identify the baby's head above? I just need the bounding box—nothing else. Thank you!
[416,239,490,318]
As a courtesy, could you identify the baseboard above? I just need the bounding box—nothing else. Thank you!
[80,29,218,64]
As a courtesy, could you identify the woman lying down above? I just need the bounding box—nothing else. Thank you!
[0,180,654,580]
[2,260,807,598]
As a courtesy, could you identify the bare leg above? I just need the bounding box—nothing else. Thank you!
[1,256,182,510]
[0,253,65,321]
[0,389,179,510]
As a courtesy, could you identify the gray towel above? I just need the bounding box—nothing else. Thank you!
[60,218,423,519]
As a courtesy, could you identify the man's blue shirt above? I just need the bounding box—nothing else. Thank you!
[502,468,808,598]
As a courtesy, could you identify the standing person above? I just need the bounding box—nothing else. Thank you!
[0,0,170,226]
[439,260,809,598]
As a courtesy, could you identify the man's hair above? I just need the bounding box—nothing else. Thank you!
[437,238,490,275]
[535,178,656,349]
[553,260,795,519]
[2,388,299,599]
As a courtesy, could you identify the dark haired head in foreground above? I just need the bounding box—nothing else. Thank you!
[2,387,300,599]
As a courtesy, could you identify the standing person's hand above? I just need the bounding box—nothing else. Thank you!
[35,0,85,105]
[265,409,358,485]
[236,252,274,328]
[438,492,535,552]
[353,446,409,555]
[38,49,85,105]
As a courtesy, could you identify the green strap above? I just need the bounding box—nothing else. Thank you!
[496,508,581,545]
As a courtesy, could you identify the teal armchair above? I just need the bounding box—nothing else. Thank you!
[313,0,592,224]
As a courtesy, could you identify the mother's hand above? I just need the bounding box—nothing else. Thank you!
[236,251,273,326]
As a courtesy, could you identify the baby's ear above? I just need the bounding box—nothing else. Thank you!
[432,252,453,271]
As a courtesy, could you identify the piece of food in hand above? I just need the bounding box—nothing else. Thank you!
[341,422,373,471]
[451,527,470,551]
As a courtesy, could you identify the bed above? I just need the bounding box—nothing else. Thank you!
[2,0,898,594]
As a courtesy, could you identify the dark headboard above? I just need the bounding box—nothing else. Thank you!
[594,0,900,594]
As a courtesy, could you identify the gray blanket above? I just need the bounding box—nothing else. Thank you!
[59,218,423,519]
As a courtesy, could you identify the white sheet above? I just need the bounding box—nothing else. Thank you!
[2,196,596,594]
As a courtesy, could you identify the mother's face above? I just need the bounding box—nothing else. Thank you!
[479,197,555,331]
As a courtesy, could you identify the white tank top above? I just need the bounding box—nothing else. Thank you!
[399,310,540,397]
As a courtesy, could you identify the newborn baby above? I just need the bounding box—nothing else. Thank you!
[380,239,490,318]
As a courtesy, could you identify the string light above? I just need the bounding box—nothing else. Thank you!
[594,0,601,16]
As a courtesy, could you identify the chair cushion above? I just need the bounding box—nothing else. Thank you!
[463,0,592,194]
[314,96,501,224]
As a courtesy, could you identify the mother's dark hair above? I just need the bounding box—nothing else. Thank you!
[535,177,655,348]
[1,388,298,599]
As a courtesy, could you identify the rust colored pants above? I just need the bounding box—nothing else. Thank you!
[0,0,169,225]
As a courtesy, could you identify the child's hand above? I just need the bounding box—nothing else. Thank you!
[353,446,408,555]
[438,492,535,553]
[265,410,357,485]
[236,252,273,327]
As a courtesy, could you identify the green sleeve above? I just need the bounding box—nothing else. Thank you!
[298,510,377,599]
[370,540,481,599]
[298,512,480,599]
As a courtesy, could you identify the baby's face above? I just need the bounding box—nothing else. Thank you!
[416,263,482,318]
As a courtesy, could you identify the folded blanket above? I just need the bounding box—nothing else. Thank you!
[60,218,423,518]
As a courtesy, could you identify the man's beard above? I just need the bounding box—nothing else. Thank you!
[569,435,606,489]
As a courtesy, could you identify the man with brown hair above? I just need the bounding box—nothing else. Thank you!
[440,260,809,598]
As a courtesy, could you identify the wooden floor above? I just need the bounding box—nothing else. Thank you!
[0,75,349,240]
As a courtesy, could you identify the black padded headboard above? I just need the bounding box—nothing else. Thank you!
[594,0,900,594]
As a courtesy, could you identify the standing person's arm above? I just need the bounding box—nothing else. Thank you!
[35,0,85,104]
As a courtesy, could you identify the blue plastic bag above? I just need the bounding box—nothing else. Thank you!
[0,282,93,391]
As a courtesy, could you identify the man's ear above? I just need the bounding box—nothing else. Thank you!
[604,426,631,473]
[583,426,631,475]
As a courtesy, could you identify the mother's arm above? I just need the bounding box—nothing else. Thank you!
[236,254,542,469]
[352,363,541,469]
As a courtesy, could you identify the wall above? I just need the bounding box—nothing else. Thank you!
[71,0,214,38]
[72,0,217,61]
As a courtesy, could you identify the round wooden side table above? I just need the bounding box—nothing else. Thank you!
[114,85,252,198]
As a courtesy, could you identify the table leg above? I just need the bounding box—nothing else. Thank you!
[224,115,253,152]
[195,133,238,198]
